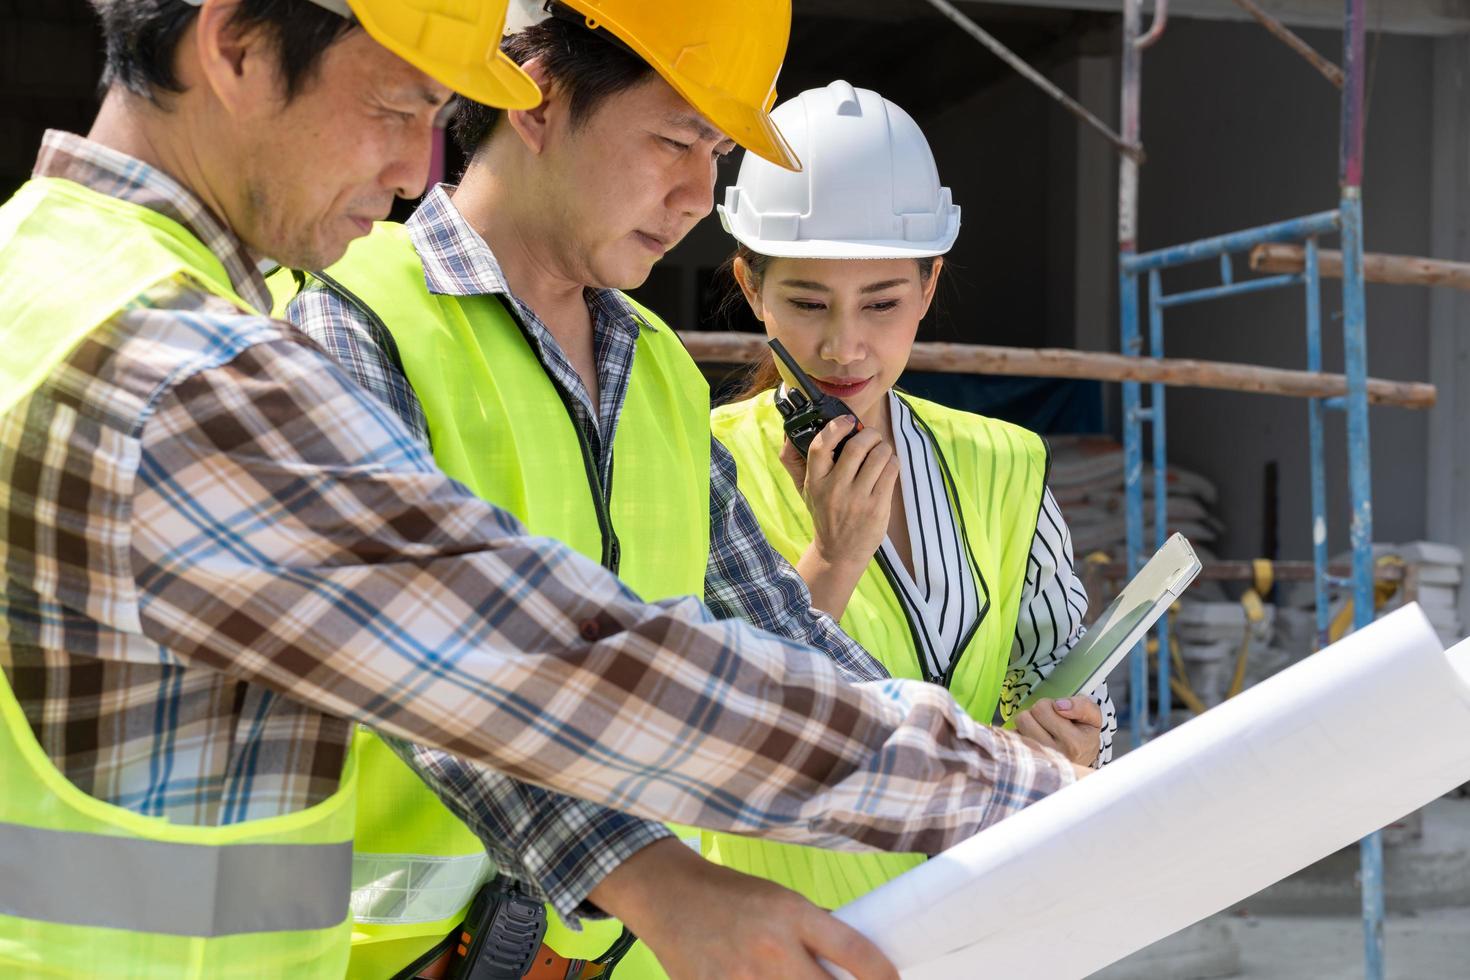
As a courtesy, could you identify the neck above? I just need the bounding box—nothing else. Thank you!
[858,388,894,442]
[87,88,236,241]
[453,151,587,324]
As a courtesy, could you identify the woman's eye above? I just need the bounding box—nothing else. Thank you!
[789,300,826,312]
[868,300,900,312]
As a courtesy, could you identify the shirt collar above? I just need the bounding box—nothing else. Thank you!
[405,184,656,337]
[32,130,272,316]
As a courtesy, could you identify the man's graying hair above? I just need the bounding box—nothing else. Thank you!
[90,0,356,103]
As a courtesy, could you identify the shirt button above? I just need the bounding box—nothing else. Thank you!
[580,619,601,642]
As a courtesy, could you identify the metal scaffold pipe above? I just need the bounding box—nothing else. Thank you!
[917,0,1145,163]
[1230,0,1345,88]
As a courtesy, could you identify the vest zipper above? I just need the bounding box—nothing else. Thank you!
[493,296,622,574]
[872,548,938,685]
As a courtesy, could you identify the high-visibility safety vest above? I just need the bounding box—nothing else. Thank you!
[706,391,1048,910]
[0,176,358,977]
[305,222,712,977]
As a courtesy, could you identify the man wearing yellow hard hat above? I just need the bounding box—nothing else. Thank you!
[0,0,1086,976]
[279,2,910,977]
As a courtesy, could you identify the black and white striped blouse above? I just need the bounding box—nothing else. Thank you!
[882,392,1116,765]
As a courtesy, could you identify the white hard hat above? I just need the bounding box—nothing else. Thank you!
[718,80,960,260]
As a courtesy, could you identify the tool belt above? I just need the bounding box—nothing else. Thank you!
[408,881,636,980]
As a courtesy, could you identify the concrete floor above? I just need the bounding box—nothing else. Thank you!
[1231,910,1469,979]
[1090,798,1470,979]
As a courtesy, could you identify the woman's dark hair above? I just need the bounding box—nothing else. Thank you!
[91,0,356,103]
[451,9,654,159]
[725,244,939,401]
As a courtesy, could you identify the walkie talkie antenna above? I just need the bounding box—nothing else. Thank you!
[767,339,824,402]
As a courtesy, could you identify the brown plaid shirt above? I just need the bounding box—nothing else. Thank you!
[0,131,1074,919]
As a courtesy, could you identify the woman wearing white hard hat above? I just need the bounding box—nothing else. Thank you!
[707,80,1117,909]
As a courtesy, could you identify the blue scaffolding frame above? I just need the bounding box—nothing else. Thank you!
[1118,0,1383,974]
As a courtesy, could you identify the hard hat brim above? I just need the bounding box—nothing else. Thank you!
[680,81,802,172]
[359,19,543,110]
[719,206,959,260]
[412,48,544,110]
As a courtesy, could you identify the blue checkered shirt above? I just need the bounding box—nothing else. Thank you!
[286,185,899,911]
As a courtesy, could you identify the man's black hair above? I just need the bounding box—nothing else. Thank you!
[451,10,654,159]
[90,0,356,104]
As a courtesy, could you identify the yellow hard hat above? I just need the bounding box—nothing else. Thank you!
[309,0,542,109]
[553,0,800,171]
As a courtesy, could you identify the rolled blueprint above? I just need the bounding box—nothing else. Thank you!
[834,603,1470,979]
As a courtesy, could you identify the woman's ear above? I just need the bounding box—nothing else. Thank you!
[733,257,765,322]
[503,57,555,156]
[918,257,944,319]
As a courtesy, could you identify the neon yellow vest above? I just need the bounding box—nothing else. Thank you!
[0,176,358,977]
[704,391,1048,910]
[304,222,711,977]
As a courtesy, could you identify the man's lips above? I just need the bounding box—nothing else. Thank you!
[634,231,672,255]
[811,376,872,399]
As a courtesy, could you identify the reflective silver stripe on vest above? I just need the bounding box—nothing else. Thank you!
[0,821,352,937]
[350,851,494,925]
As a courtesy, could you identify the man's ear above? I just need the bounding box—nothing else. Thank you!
[733,257,765,322]
[503,57,558,156]
[190,0,282,116]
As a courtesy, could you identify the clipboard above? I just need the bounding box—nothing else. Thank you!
[1008,533,1201,721]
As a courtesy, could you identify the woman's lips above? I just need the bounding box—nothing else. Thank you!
[811,376,872,400]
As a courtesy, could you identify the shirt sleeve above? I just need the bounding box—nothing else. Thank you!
[131,334,1077,880]
[1000,488,1118,766]
[286,281,672,921]
[286,281,431,445]
[703,437,888,684]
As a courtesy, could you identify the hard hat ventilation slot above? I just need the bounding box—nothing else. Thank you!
[825,80,863,117]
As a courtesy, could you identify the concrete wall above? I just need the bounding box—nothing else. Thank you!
[1,2,102,199]
[1132,20,1433,560]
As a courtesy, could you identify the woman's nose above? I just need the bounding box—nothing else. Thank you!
[819,322,864,366]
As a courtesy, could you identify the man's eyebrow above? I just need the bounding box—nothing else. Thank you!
[418,85,453,108]
[665,110,727,144]
[384,82,452,108]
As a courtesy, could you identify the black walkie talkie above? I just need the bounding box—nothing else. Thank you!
[768,339,862,460]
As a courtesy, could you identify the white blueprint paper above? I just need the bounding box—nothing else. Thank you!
[834,604,1470,979]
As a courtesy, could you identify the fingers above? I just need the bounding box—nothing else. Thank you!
[1011,708,1057,751]
[824,427,887,483]
[1053,696,1102,729]
[805,416,858,481]
[848,438,896,498]
[797,906,898,980]
[1027,700,1100,767]
[778,437,808,492]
